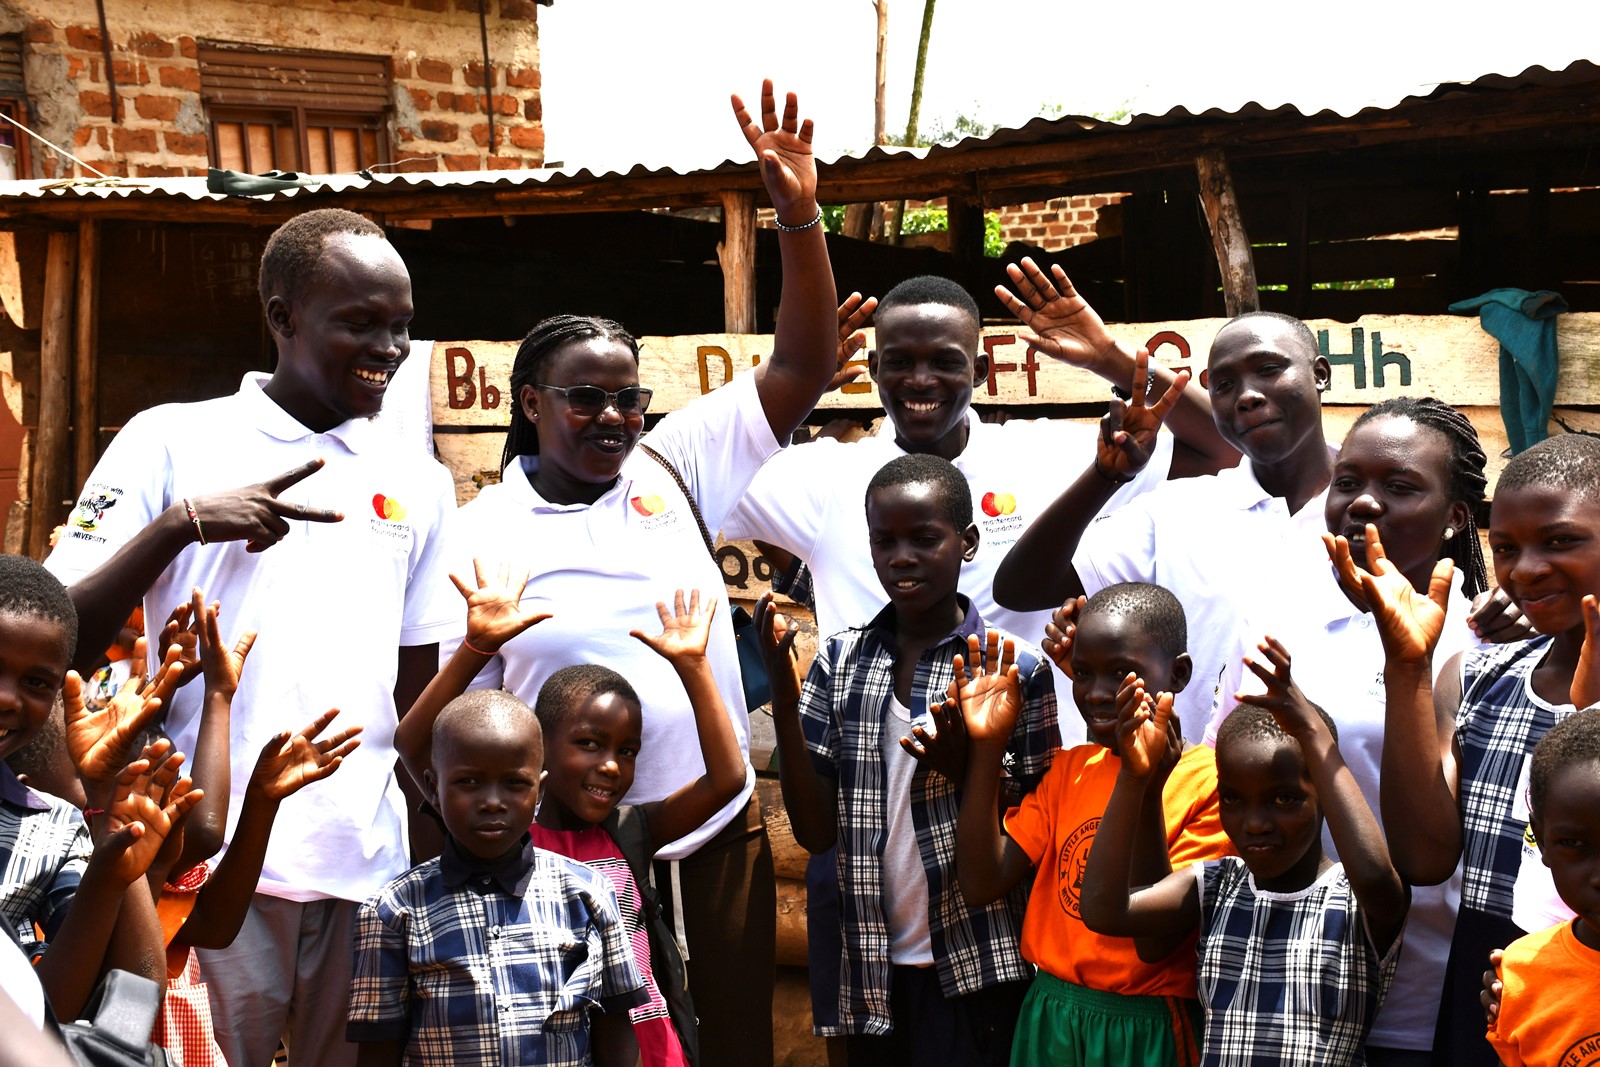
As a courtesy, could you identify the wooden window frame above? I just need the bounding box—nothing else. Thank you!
[0,34,31,179]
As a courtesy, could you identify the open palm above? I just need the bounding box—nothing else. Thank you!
[251,709,362,801]
[1116,678,1174,779]
[731,80,817,218]
[994,258,1114,369]
[1326,526,1451,664]
[64,639,183,787]
[954,631,1021,743]
[452,560,550,653]
[632,589,714,663]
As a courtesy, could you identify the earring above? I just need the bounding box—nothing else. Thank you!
[1443,527,1455,541]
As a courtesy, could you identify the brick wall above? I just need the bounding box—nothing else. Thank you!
[10,0,543,179]
[996,193,1126,250]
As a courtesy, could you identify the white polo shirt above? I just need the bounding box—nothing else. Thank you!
[1205,566,1478,1051]
[47,374,459,903]
[1073,450,1335,733]
[448,369,778,860]
[722,409,1172,738]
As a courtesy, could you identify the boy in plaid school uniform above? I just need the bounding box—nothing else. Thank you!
[347,690,645,1067]
[1081,641,1408,1067]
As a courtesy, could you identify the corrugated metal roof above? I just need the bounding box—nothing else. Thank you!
[6,58,1596,209]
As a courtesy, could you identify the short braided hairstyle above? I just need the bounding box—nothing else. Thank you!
[501,315,641,471]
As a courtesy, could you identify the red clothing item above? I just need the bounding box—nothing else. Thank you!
[1003,743,1232,997]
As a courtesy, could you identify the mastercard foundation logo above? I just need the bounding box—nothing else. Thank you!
[630,495,665,516]
[980,491,1016,517]
[371,494,407,521]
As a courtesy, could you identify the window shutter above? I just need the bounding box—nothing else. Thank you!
[198,44,389,113]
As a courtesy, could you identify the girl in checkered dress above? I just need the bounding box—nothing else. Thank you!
[1080,647,1408,1066]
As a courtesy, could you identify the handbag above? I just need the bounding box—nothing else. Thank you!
[637,443,773,711]
[57,969,178,1067]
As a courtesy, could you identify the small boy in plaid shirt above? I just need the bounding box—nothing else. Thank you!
[1081,637,1409,1067]
[347,690,645,1066]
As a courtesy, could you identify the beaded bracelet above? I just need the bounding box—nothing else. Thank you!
[774,207,824,233]
[183,498,207,545]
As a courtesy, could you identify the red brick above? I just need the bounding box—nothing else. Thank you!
[135,164,187,177]
[96,127,109,149]
[178,36,197,59]
[416,58,454,84]
[113,60,151,86]
[163,131,209,156]
[487,156,525,170]
[134,94,180,121]
[24,20,53,44]
[392,155,436,173]
[1069,223,1090,234]
[505,66,540,89]
[159,65,201,91]
[442,153,482,171]
[73,127,93,147]
[79,90,112,117]
[522,96,542,122]
[67,56,86,80]
[1089,195,1109,208]
[128,32,174,58]
[389,57,411,79]
[464,61,496,88]
[112,127,158,154]
[420,118,459,142]
[490,94,518,116]
[470,122,491,147]
[412,0,449,11]
[407,87,433,112]
[499,0,541,18]
[65,24,102,50]
[509,125,544,150]
[1045,223,1070,237]
[439,92,478,114]
[394,127,416,144]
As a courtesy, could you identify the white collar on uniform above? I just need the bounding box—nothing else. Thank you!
[499,453,633,514]
[235,372,377,456]
[875,406,984,469]
[1216,442,1341,513]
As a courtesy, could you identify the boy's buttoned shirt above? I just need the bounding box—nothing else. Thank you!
[348,835,646,1066]
[797,597,1061,1036]
[0,764,89,957]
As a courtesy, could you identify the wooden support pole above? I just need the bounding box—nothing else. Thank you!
[718,190,757,334]
[32,231,75,558]
[946,195,984,285]
[1195,146,1260,316]
[73,220,99,491]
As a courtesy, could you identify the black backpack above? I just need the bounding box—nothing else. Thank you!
[602,804,700,1067]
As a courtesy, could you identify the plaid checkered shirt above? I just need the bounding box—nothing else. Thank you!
[347,835,646,1066]
[799,597,1060,1036]
[1196,858,1401,1066]
[1456,636,1572,917]
[0,763,90,960]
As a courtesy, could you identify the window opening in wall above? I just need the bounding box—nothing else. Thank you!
[0,34,30,179]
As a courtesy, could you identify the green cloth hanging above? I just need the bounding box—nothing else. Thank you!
[1448,288,1567,455]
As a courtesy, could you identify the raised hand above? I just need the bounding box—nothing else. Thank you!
[994,257,1115,371]
[631,589,716,665]
[1096,347,1190,482]
[1574,595,1600,709]
[101,740,203,885]
[952,630,1021,744]
[1237,636,1322,740]
[157,593,204,691]
[196,593,255,700]
[64,636,185,788]
[1467,587,1536,644]
[828,292,876,393]
[188,458,343,553]
[754,592,802,713]
[451,559,551,655]
[901,694,968,784]
[1325,524,1451,665]
[249,709,362,802]
[1115,672,1178,780]
[731,79,817,223]
[1041,595,1087,676]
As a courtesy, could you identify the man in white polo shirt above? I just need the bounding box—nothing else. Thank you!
[46,208,456,1067]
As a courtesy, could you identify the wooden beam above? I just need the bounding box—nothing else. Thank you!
[946,195,984,277]
[73,220,99,491]
[718,190,757,334]
[1195,147,1259,316]
[31,232,75,558]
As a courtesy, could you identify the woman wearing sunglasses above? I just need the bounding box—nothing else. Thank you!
[440,82,838,1067]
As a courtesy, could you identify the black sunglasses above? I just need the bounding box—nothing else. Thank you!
[533,383,653,416]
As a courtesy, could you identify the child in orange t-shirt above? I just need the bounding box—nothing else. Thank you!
[1487,706,1600,1067]
[956,582,1231,1066]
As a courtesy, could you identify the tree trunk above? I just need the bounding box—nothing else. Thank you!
[890,0,937,245]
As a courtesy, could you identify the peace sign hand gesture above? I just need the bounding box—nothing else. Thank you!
[731,79,818,224]
[1098,346,1188,482]
[188,458,343,552]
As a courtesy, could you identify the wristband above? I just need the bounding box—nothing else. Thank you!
[1093,460,1134,486]
[82,808,105,819]
[774,207,824,233]
[462,636,497,657]
[1111,368,1158,402]
[183,498,207,545]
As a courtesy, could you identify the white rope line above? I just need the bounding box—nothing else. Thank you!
[0,111,110,179]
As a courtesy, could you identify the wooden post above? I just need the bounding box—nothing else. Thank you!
[73,220,99,491]
[1195,146,1260,316]
[31,231,75,557]
[718,190,757,334]
[946,195,984,283]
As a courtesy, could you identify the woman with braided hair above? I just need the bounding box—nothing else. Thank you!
[1201,396,1496,1066]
